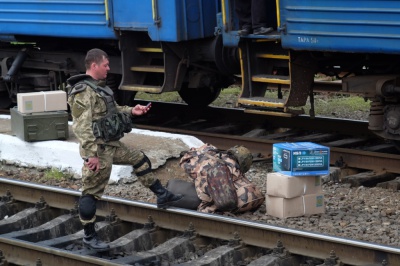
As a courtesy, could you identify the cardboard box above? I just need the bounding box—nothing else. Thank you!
[266,193,325,218]
[10,107,69,142]
[43,91,67,112]
[17,91,67,113]
[273,142,330,176]
[17,92,45,113]
[266,172,322,198]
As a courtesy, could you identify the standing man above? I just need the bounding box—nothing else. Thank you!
[67,48,183,251]
[235,0,273,36]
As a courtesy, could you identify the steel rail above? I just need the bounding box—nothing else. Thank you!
[137,124,400,174]
[0,178,399,265]
[133,101,372,137]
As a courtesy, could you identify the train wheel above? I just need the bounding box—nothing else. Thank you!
[0,91,12,109]
[117,90,137,106]
[392,140,400,152]
[179,86,221,107]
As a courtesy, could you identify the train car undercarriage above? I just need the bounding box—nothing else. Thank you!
[1,37,400,143]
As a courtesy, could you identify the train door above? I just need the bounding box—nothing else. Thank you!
[114,0,234,106]
[219,0,317,116]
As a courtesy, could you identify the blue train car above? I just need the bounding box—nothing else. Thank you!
[0,0,116,40]
[2,0,400,144]
[0,0,238,108]
[277,0,400,142]
[0,0,218,42]
[113,0,219,41]
[280,0,400,54]
[219,0,400,142]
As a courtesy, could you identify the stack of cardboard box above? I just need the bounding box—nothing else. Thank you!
[11,91,69,142]
[266,142,330,218]
[17,91,67,113]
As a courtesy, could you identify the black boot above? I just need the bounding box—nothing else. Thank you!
[83,223,110,251]
[149,179,184,209]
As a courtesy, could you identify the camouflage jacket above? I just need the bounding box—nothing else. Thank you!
[179,143,265,213]
[67,75,132,159]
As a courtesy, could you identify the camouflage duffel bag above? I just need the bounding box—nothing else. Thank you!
[166,179,201,210]
[206,163,238,211]
[234,177,265,213]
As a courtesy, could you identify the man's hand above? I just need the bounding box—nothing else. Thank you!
[85,157,100,172]
[131,103,151,116]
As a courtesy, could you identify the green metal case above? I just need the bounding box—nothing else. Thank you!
[10,107,69,142]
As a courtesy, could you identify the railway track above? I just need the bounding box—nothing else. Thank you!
[132,101,400,175]
[0,177,398,265]
[1,101,400,176]
[1,102,400,264]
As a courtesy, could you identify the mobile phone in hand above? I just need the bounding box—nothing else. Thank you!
[146,102,152,108]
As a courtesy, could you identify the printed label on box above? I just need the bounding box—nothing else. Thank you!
[25,101,33,111]
[316,195,323,207]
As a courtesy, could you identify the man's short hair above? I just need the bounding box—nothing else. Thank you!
[85,48,108,70]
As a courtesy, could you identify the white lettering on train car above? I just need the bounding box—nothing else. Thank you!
[297,37,318,44]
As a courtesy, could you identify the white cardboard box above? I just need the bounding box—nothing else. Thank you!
[17,92,45,113]
[266,172,322,198]
[17,91,67,113]
[44,91,67,112]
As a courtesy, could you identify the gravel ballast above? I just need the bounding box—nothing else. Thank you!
[1,158,399,248]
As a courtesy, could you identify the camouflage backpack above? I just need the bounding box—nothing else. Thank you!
[179,143,265,214]
[204,155,238,211]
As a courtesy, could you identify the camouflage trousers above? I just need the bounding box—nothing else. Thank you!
[198,176,265,214]
[81,142,156,199]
